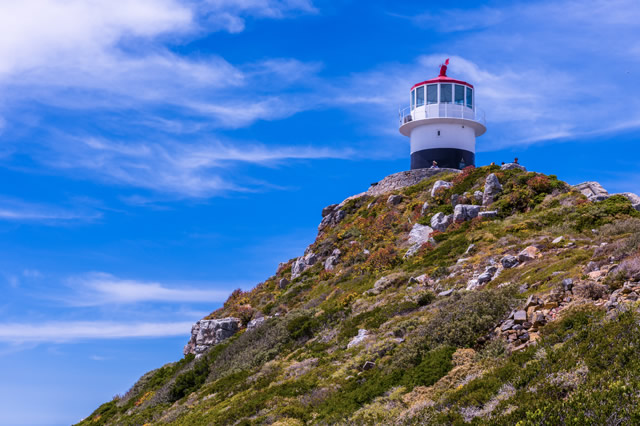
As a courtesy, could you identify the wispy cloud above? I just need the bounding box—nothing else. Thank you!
[0,320,193,343]
[0,198,101,223]
[65,272,233,306]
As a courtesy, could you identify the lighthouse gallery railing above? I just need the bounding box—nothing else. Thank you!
[399,104,486,127]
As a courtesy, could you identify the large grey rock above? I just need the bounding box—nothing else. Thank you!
[404,224,435,257]
[501,163,527,171]
[387,194,403,205]
[247,317,266,330]
[321,204,339,218]
[420,201,430,215]
[184,317,240,357]
[513,310,527,323]
[431,180,453,197]
[430,212,452,232]
[473,190,484,203]
[278,278,289,289]
[318,206,346,231]
[574,182,609,201]
[501,255,519,269]
[453,204,481,223]
[451,193,460,207]
[518,246,540,262]
[483,173,503,205]
[478,210,498,219]
[324,249,341,271]
[292,250,318,279]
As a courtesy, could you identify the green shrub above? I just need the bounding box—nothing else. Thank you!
[416,290,436,306]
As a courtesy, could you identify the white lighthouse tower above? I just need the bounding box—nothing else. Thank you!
[399,59,486,170]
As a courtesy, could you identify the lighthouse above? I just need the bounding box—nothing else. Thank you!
[399,59,486,170]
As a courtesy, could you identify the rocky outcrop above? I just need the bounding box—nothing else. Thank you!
[574,181,609,201]
[430,212,452,232]
[184,317,240,357]
[324,249,341,271]
[517,246,540,262]
[387,194,403,205]
[366,168,459,196]
[617,192,640,211]
[483,173,502,205]
[431,180,453,197]
[347,329,371,348]
[453,204,481,223]
[319,204,346,231]
[501,163,527,171]
[404,224,435,257]
[292,249,318,279]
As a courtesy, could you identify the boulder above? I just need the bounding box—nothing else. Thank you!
[318,207,346,231]
[501,255,519,269]
[438,289,454,297]
[430,212,452,232]
[404,224,435,257]
[324,249,341,271]
[501,163,527,171]
[518,246,540,262]
[513,310,527,324]
[387,194,403,206]
[366,274,401,295]
[453,204,481,223]
[321,204,339,218]
[478,210,498,219]
[573,181,609,201]
[552,236,564,244]
[184,317,240,357]
[562,278,574,292]
[292,250,318,279]
[483,173,503,205]
[473,190,484,203]
[501,319,515,331]
[278,278,289,289]
[477,271,493,285]
[431,180,453,197]
[347,329,370,349]
[247,317,266,330]
[451,194,460,206]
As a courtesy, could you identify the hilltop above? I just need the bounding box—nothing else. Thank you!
[79,164,640,425]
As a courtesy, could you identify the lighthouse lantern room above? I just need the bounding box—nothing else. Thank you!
[399,59,486,170]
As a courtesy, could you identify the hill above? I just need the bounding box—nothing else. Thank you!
[78,164,640,425]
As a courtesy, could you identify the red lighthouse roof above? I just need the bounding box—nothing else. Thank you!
[410,59,474,90]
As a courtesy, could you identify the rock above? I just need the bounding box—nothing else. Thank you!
[184,317,240,357]
[478,210,498,219]
[415,274,429,285]
[500,163,527,171]
[324,249,341,271]
[430,212,452,232]
[483,173,503,205]
[473,190,484,203]
[404,224,435,258]
[525,295,539,309]
[532,312,546,327]
[420,201,429,215]
[513,310,527,323]
[292,251,318,279]
[627,292,639,301]
[318,207,346,231]
[543,301,558,309]
[431,180,453,197]
[362,361,376,371]
[562,278,574,292]
[552,236,564,244]
[278,278,289,289]
[585,261,598,273]
[347,329,370,349]
[451,194,460,206]
[366,168,460,197]
[519,283,529,293]
[466,278,480,291]
[438,289,454,297]
[501,319,515,331]
[518,246,540,262]
[518,332,530,342]
[573,181,609,201]
[387,194,403,205]
[453,204,481,223]
[501,255,519,269]
[366,273,402,295]
[477,271,493,285]
[247,317,266,330]
[464,244,476,255]
[321,204,339,218]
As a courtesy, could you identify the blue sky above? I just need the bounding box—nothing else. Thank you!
[0,0,639,424]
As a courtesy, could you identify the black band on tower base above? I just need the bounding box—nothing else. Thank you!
[411,148,475,170]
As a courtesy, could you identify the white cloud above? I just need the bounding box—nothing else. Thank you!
[0,320,193,343]
[0,198,101,223]
[65,272,233,306]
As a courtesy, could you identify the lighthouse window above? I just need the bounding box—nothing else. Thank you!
[466,87,473,108]
[427,84,437,104]
[440,83,452,103]
[455,85,465,105]
[416,86,425,107]
[411,89,415,110]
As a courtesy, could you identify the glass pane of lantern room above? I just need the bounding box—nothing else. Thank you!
[416,86,425,107]
[466,87,473,108]
[455,85,465,104]
[411,89,415,110]
[427,84,437,104]
[440,84,452,103]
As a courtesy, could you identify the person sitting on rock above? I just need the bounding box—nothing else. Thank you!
[430,160,439,169]
[514,157,519,164]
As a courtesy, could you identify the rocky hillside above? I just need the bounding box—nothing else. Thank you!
[79,164,640,425]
